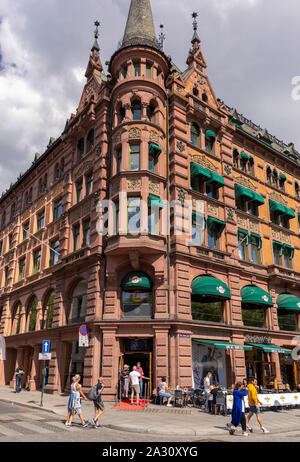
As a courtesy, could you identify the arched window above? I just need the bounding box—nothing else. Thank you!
[241,286,273,328]
[205,130,216,154]
[118,106,126,124]
[233,149,239,168]
[42,291,55,330]
[77,138,85,161]
[87,129,94,153]
[147,103,156,123]
[68,281,88,324]
[277,294,300,332]
[27,297,38,332]
[191,276,231,323]
[191,122,200,147]
[131,100,141,121]
[121,272,153,318]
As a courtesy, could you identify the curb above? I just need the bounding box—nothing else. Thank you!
[103,423,224,437]
[0,397,58,415]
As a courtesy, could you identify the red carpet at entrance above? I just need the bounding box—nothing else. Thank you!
[112,399,150,410]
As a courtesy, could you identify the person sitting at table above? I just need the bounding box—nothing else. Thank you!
[284,384,292,393]
[158,377,174,407]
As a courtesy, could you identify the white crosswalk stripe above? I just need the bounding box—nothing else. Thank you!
[13,421,54,434]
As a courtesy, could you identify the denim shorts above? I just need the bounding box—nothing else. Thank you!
[159,392,173,398]
[249,405,261,414]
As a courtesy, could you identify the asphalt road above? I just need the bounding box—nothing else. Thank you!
[1,402,300,443]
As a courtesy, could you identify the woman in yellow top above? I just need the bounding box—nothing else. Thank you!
[246,378,269,434]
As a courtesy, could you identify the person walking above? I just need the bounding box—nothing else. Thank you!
[129,366,142,406]
[203,372,212,412]
[226,382,249,437]
[246,377,269,434]
[91,377,105,429]
[65,375,88,426]
[15,365,24,393]
[136,362,144,399]
[66,383,89,428]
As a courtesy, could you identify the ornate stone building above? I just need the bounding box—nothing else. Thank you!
[1,0,300,397]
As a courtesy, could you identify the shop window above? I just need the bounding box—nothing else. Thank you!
[49,240,59,267]
[127,197,141,233]
[129,144,140,171]
[190,122,200,147]
[121,273,153,318]
[27,297,38,332]
[42,291,55,330]
[131,100,141,120]
[87,129,94,153]
[278,311,298,332]
[32,248,41,274]
[242,305,266,328]
[18,258,26,282]
[191,300,223,323]
[77,138,85,161]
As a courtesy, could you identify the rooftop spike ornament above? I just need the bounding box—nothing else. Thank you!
[191,12,201,46]
[158,24,166,50]
[91,20,100,52]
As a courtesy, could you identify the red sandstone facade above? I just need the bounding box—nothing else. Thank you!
[1,1,300,397]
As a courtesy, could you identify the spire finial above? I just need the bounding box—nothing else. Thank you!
[158,24,166,50]
[191,11,201,46]
[91,20,100,52]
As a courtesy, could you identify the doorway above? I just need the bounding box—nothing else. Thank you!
[23,347,34,389]
[120,338,153,396]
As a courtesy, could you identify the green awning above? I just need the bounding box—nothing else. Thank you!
[245,343,291,355]
[282,244,295,258]
[269,200,295,219]
[249,233,262,249]
[279,173,287,181]
[122,272,151,290]
[240,152,250,160]
[248,156,254,163]
[233,148,239,156]
[235,185,264,206]
[207,217,226,236]
[238,229,248,236]
[191,163,212,182]
[149,143,162,156]
[148,195,164,209]
[193,339,253,351]
[191,276,231,299]
[277,294,300,312]
[207,171,225,188]
[266,166,272,172]
[205,130,216,139]
[241,286,273,307]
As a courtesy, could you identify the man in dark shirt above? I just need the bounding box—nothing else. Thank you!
[210,382,222,415]
[15,366,24,393]
[92,378,105,429]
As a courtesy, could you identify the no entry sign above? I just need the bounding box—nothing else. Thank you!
[79,325,89,347]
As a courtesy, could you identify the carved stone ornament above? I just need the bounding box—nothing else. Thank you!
[127,178,141,191]
[271,229,281,241]
[177,141,185,153]
[249,221,259,233]
[227,207,235,221]
[269,192,287,206]
[192,199,205,213]
[245,335,272,345]
[149,130,159,144]
[207,204,219,218]
[149,180,160,195]
[178,188,186,204]
[235,176,256,191]
[75,161,93,179]
[191,155,217,172]
[224,165,232,176]
[96,145,102,157]
[128,128,141,140]
[237,215,247,228]
[282,233,291,245]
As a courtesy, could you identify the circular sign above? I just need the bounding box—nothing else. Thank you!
[79,325,88,336]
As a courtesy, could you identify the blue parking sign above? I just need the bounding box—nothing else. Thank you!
[42,340,50,354]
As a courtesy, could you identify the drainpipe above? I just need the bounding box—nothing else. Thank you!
[166,90,171,382]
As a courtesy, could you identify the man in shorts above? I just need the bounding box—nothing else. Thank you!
[246,377,269,433]
[129,366,141,406]
[92,377,105,429]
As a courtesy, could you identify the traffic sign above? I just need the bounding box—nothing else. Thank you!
[39,353,52,361]
[42,340,50,354]
[79,325,88,336]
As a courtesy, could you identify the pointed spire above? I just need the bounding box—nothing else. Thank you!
[85,20,103,79]
[91,20,100,52]
[122,0,158,49]
[191,12,201,46]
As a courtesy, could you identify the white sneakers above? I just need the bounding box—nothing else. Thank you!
[261,427,270,433]
[167,404,173,407]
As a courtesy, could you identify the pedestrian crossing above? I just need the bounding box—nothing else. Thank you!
[0,412,91,439]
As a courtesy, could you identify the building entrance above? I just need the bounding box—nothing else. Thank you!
[120,338,153,397]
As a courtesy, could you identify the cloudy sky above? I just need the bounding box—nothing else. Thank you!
[0,0,300,192]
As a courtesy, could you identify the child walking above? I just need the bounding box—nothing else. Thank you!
[66,383,89,428]
[92,377,105,429]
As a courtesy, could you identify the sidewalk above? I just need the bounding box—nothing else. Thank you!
[1,386,300,437]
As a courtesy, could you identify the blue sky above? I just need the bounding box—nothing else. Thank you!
[0,0,300,192]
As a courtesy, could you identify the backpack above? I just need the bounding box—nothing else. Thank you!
[88,385,98,401]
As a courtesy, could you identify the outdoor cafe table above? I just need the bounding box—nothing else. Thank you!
[226,392,300,409]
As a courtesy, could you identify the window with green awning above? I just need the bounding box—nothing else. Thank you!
[149,143,162,156]
[148,195,164,209]
[207,217,226,236]
[241,286,273,306]
[235,185,264,206]
[191,163,212,182]
[205,130,216,139]
[277,294,300,311]
[122,272,152,290]
[207,171,225,188]
[240,152,250,160]
[279,173,287,181]
[249,233,262,249]
[269,200,295,219]
[245,343,291,354]
[192,212,206,229]
[193,339,253,351]
[191,276,231,299]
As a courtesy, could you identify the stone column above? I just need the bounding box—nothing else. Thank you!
[153,326,170,387]
[101,326,119,400]
[30,345,40,391]
[172,328,193,388]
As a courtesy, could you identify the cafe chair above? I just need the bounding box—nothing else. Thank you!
[154,387,164,406]
[174,389,184,408]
